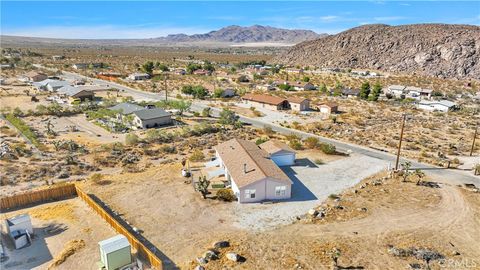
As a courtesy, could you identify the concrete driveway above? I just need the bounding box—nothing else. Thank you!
[231,153,389,231]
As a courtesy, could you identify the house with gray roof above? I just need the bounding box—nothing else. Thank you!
[132,108,172,129]
[109,103,144,115]
[418,100,457,112]
[57,85,95,102]
[33,79,70,91]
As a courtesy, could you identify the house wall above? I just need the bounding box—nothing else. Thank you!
[290,101,309,111]
[265,178,291,200]
[245,100,280,111]
[134,116,172,129]
[320,106,331,114]
[418,104,449,112]
[237,179,267,203]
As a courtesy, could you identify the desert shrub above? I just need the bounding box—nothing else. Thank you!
[216,188,236,202]
[263,125,274,136]
[90,173,111,185]
[319,143,336,155]
[329,194,340,200]
[255,137,269,145]
[125,133,139,146]
[304,137,319,149]
[314,158,324,165]
[160,145,177,154]
[289,140,303,150]
[189,149,205,162]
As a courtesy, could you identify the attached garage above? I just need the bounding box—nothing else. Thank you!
[259,140,296,166]
[270,153,296,166]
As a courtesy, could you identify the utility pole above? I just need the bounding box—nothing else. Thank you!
[395,114,407,171]
[471,125,478,156]
[164,73,168,101]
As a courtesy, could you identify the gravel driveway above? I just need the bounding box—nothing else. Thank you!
[231,153,389,231]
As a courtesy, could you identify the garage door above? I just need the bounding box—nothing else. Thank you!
[271,154,295,166]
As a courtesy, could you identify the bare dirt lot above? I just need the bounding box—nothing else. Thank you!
[197,173,480,270]
[1,198,116,270]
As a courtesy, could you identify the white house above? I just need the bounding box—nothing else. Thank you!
[387,85,407,98]
[418,100,456,112]
[128,73,150,81]
[132,107,172,129]
[259,140,296,166]
[214,138,293,203]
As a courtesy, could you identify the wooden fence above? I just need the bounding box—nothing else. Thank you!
[1,183,163,269]
[0,183,77,210]
[75,186,163,269]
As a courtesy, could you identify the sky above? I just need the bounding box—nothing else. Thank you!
[1,1,479,39]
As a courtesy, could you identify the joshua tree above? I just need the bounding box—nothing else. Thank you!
[197,176,210,199]
[331,248,341,269]
[401,161,412,182]
[414,169,426,185]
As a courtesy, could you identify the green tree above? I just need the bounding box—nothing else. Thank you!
[369,83,382,101]
[203,61,215,72]
[319,83,328,93]
[186,63,202,74]
[142,61,155,75]
[213,88,224,98]
[181,85,194,95]
[125,133,139,146]
[219,108,239,126]
[192,85,208,99]
[302,76,310,82]
[359,82,371,100]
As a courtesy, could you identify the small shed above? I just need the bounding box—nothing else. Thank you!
[98,235,132,270]
[5,214,33,249]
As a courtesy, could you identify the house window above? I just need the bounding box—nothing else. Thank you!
[275,186,286,196]
[244,189,256,199]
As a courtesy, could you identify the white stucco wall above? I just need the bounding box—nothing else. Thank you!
[134,116,172,129]
[237,178,292,203]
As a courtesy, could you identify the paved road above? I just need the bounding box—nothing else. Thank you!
[46,66,479,185]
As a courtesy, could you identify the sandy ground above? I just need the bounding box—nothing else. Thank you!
[231,153,388,230]
[1,198,117,270]
[198,174,480,270]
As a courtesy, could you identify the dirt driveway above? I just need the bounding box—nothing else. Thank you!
[231,153,389,231]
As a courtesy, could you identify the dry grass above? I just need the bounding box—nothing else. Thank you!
[48,239,86,269]
[30,202,78,223]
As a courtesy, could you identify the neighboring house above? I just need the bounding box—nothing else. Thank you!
[110,103,144,115]
[52,55,65,60]
[132,108,172,129]
[22,71,48,82]
[57,85,95,102]
[193,69,210,76]
[0,64,14,69]
[290,81,316,91]
[256,84,276,91]
[174,69,186,75]
[318,103,339,114]
[73,63,102,69]
[242,93,289,111]
[418,100,457,112]
[259,140,296,166]
[128,73,150,81]
[214,138,293,203]
[405,86,432,99]
[33,79,70,91]
[218,88,236,98]
[287,97,310,112]
[285,68,304,74]
[387,85,407,98]
[341,88,360,98]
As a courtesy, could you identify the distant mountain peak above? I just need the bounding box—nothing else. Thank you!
[157,25,323,44]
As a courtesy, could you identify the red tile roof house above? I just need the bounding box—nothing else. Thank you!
[193,69,211,76]
[213,138,293,203]
[242,93,290,111]
[287,97,310,111]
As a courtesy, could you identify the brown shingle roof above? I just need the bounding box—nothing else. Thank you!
[319,102,338,108]
[243,93,286,106]
[259,140,295,155]
[215,138,291,188]
[287,97,309,104]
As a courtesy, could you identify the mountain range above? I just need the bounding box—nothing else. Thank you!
[0,25,323,47]
[274,24,480,79]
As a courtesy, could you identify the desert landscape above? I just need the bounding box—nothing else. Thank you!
[1,1,479,270]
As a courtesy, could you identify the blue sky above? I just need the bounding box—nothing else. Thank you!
[1,1,479,39]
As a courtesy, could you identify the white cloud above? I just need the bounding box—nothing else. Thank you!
[319,15,340,22]
[373,16,407,22]
[1,25,210,39]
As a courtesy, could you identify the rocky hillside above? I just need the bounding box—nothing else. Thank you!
[160,25,323,43]
[274,24,480,79]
